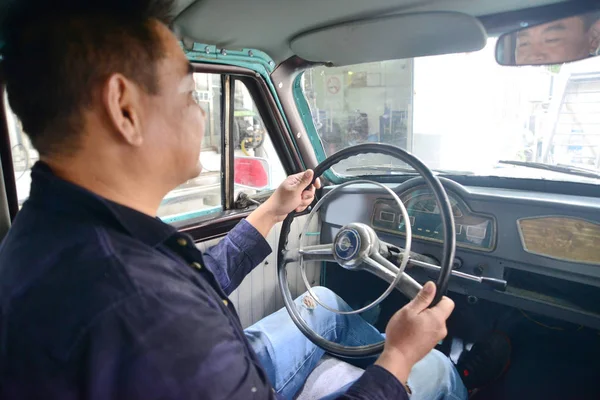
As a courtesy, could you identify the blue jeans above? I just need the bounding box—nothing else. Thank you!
[245,286,467,400]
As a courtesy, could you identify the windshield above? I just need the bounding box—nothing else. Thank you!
[300,38,600,184]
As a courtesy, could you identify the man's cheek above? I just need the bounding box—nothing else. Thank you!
[194,108,206,141]
[199,119,205,143]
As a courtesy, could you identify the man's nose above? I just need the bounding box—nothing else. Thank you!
[528,42,548,62]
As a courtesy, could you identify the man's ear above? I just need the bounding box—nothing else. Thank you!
[102,74,144,147]
[588,19,600,56]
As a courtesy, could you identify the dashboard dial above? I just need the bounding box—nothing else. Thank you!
[406,193,463,218]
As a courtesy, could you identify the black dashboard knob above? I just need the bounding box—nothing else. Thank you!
[474,264,486,276]
[452,257,463,270]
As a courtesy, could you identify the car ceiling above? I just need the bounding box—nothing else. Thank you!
[172,0,567,63]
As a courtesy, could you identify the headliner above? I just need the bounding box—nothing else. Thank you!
[172,0,567,62]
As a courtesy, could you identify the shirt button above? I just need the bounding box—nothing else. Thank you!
[177,237,188,246]
[222,299,229,306]
[191,262,202,270]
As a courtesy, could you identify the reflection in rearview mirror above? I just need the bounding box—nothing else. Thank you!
[496,11,600,66]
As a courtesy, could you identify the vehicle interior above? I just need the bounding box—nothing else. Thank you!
[1,0,600,398]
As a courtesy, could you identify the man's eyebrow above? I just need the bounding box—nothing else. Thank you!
[542,23,567,33]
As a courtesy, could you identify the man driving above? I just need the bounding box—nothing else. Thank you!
[0,0,506,398]
[515,12,600,65]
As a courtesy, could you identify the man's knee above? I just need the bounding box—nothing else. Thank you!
[297,286,342,310]
[409,350,467,400]
[419,349,456,379]
[309,286,338,301]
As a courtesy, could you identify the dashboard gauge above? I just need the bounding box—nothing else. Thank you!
[406,193,463,218]
[371,186,496,251]
[410,195,439,214]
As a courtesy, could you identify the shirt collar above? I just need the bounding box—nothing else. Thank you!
[27,161,177,247]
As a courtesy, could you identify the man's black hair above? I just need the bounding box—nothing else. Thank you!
[1,0,175,156]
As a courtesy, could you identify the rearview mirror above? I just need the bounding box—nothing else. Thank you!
[496,11,600,66]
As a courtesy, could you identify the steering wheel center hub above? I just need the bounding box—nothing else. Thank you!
[334,228,361,260]
[333,223,378,269]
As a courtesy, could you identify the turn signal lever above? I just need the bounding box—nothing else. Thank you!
[380,243,507,292]
[409,259,508,291]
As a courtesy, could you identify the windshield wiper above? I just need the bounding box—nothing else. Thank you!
[345,165,418,174]
[345,165,472,175]
[497,160,600,180]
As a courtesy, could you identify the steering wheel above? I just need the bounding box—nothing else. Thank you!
[277,143,456,358]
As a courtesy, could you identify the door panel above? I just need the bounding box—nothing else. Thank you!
[196,215,321,328]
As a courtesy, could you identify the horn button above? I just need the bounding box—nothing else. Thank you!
[333,223,379,269]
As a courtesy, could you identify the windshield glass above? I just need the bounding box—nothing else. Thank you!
[300,38,600,184]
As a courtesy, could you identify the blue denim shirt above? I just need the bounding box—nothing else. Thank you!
[0,162,406,400]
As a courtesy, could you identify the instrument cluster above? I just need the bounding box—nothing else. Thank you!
[371,186,496,251]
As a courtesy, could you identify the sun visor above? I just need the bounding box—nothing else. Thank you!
[290,12,487,65]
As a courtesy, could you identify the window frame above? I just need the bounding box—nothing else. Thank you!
[0,87,19,220]
[173,63,302,240]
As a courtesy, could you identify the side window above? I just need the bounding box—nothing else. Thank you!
[3,74,223,222]
[233,81,286,200]
[157,73,223,222]
[3,73,288,223]
[3,90,37,209]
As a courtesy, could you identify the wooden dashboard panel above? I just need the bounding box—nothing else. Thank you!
[518,216,600,265]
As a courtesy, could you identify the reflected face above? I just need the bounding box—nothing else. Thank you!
[515,17,592,65]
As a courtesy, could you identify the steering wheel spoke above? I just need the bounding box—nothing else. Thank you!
[363,254,422,299]
[299,243,334,256]
[297,243,335,262]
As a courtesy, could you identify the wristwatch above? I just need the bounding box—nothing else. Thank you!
[401,381,412,396]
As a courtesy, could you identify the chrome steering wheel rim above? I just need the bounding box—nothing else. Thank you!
[277,143,456,358]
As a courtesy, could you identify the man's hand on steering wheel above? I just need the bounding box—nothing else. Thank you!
[266,170,322,219]
[376,281,455,385]
[247,170,321,237]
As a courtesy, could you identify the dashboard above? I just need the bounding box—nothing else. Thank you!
[319,177,600,330]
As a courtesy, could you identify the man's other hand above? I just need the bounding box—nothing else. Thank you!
[266,170,322,221]
[246,170,321,238]
[375,281,455,385]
